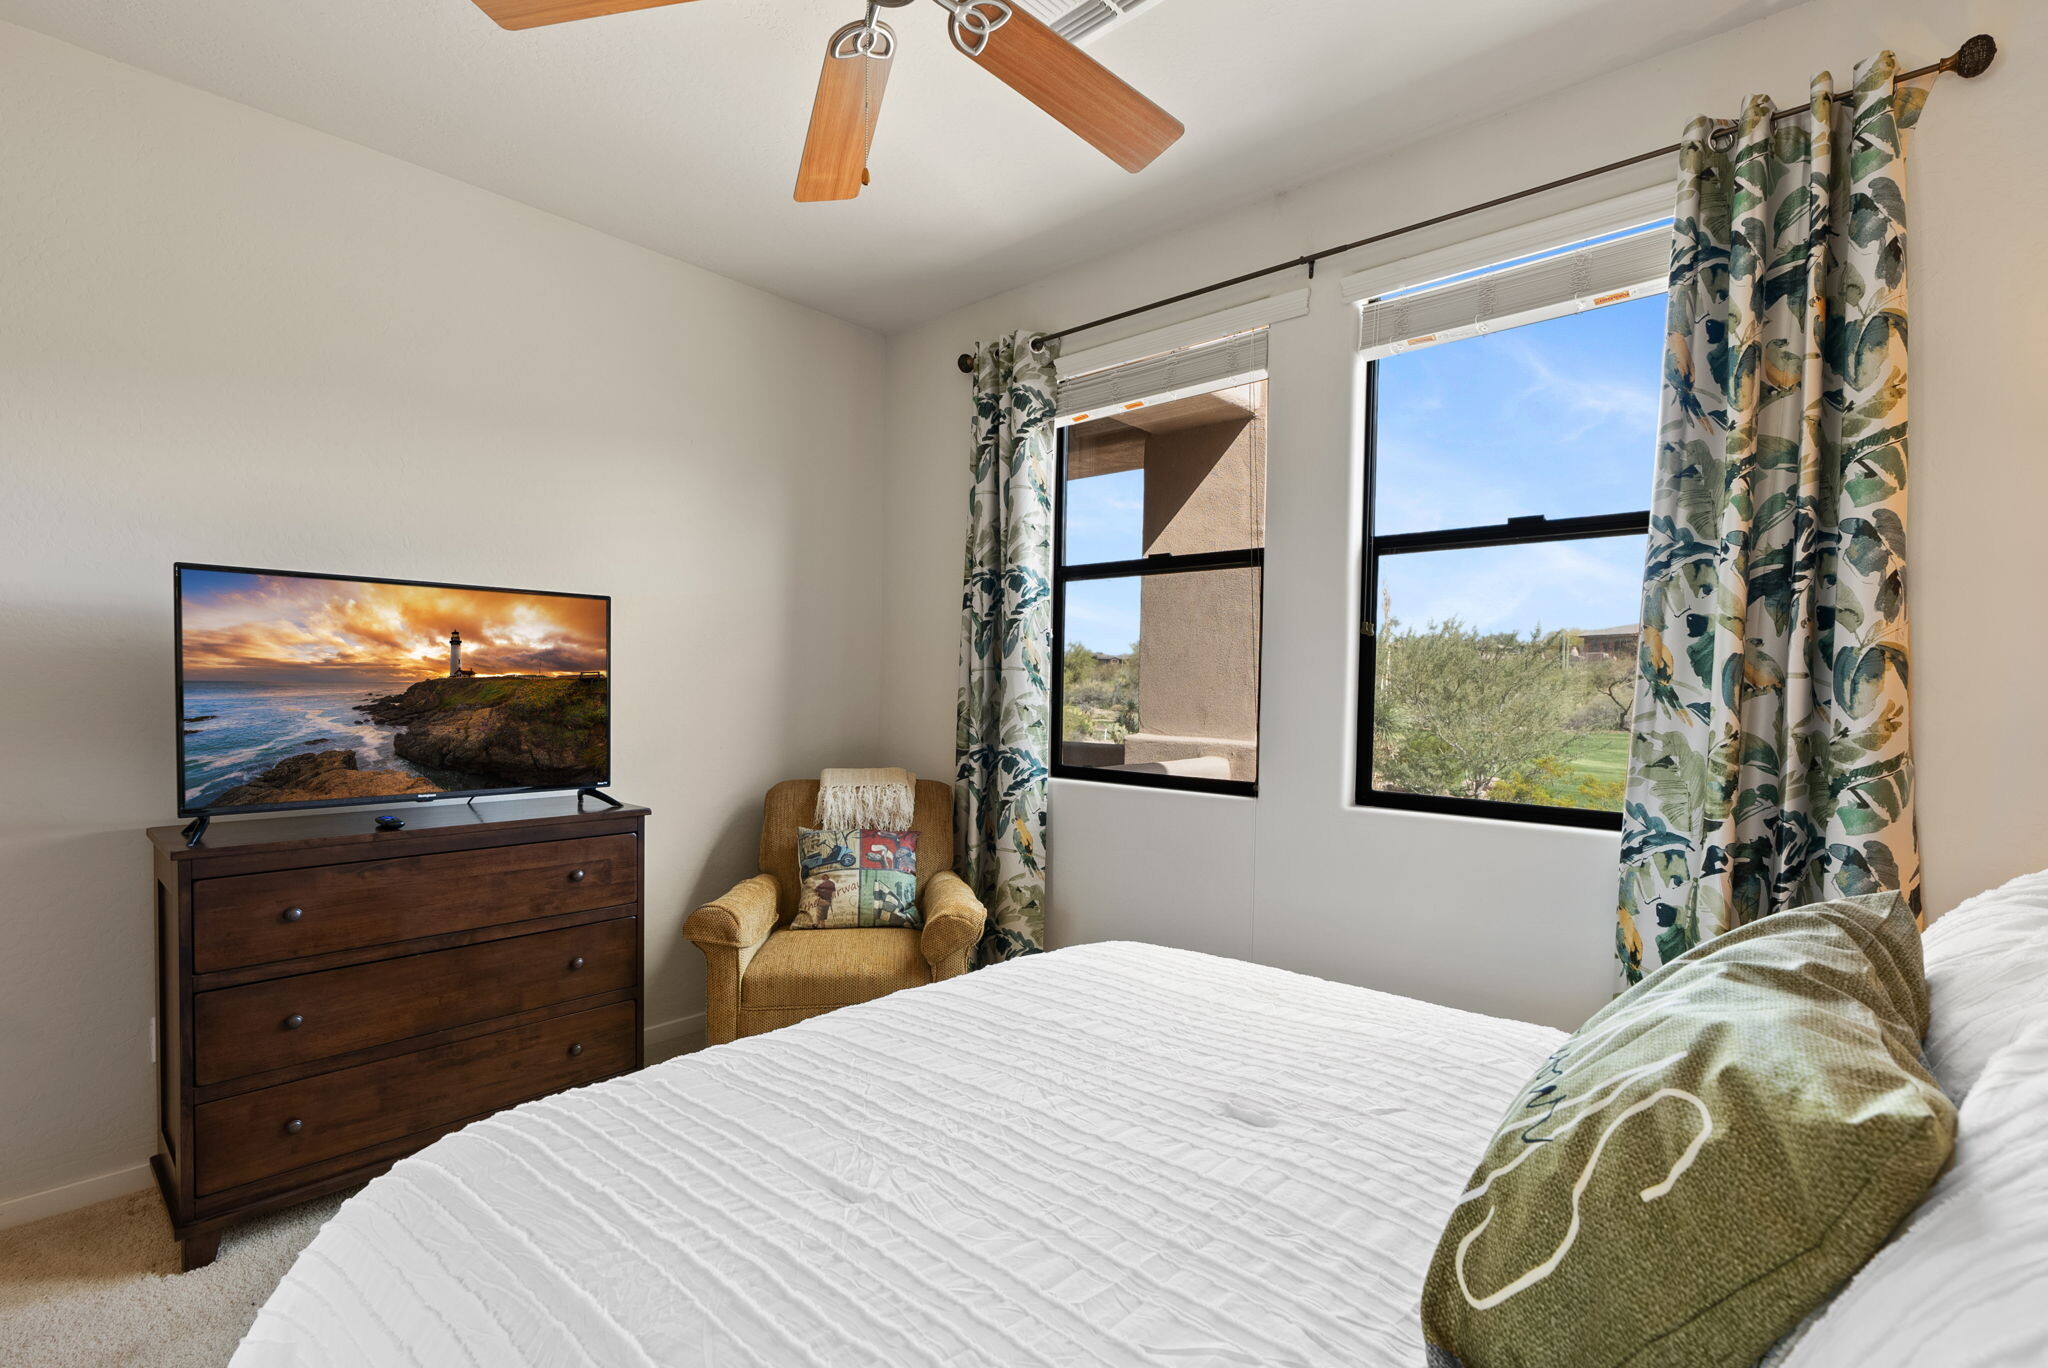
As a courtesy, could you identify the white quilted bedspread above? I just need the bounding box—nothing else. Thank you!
[233,942,1561,1367]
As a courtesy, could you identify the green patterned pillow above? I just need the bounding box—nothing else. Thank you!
[1421,893,1954,1368]
[791,828,920,929]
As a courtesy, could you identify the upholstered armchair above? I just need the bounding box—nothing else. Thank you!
[684,779,988,1045]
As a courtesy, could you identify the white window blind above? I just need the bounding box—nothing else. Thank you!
[1056,329,1267,423]
[1055,287,1307,379]
[1337,183,1672,305]
[1356,224,1671,359]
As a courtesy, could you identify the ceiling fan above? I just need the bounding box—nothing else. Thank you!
[468,0,1185,202]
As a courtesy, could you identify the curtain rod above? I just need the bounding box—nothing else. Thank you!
[955,33,1997,374]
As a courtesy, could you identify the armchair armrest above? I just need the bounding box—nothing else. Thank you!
[686,874,781,1047]
[920,870,987,981]
[685,874,780,951]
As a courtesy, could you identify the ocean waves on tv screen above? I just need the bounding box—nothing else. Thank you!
[181,681,441,809]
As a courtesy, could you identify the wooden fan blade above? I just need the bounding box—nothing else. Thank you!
[795,27,893,203]
[469,0,698,32]
[961,5,1182,172]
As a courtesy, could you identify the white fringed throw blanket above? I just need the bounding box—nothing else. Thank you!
[816,767,916,830]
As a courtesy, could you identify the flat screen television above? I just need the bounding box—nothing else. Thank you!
[176,563,610,816]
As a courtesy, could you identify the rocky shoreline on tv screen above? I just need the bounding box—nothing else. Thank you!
[212,673,609,807]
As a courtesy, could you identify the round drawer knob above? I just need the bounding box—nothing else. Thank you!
[283,1014,304,1031]
[567,1043,584,1057]
[568,869,587,883]
[281,907,304,923]
[283,1118,303,1135]
[567,956,586,971]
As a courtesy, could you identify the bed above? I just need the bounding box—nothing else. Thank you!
[231,942,1564,1367]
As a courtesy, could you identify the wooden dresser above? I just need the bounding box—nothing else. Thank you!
[147,795,648,1270]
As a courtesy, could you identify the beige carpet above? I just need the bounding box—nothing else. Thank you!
[0,1187,347,1368]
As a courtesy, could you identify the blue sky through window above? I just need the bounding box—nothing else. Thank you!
[1066,468,1145,566]
[1063,576,1143,658]
[1372,294,1662,636]
[1061,459,1146,657]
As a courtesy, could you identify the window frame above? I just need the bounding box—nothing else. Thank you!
[1352,341,1650,831]
[1049,410,1265,800]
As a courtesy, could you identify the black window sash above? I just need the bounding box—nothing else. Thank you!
[1353,358,1648,830]
[1051,424,1263,798]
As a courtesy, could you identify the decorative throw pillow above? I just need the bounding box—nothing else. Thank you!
[791,828,920,929]
[1420,893,1955,1368]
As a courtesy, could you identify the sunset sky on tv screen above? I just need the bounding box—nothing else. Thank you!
[179,569,606,685]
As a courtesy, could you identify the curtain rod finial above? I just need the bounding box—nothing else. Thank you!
[1952,33,1996,78]
[957,352,974,374]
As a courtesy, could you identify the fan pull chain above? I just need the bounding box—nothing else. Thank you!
[862,54,875,186]
[861,3,881,186]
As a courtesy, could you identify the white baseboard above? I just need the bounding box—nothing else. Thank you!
[645,1011,706,1064]
[0,1014,708,1232]
[0,1163,154,1232]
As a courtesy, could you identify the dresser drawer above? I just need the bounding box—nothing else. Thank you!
[194,918,636,1085]
[193,999,635,1197]
[191,834,637,972]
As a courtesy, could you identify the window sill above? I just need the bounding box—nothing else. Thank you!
[1050,767,1257,799]
[1352,787,1622,831]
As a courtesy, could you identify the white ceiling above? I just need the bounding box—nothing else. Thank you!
[0,0,1799,332]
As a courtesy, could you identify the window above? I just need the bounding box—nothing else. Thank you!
[1354,223,1671,828]
[1052,335,1267,796]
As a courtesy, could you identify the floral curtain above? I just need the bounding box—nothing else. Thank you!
[1617,53,1926,986]
[957,331,1058,964]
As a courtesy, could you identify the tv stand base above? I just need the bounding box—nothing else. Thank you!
[576,787,624,810]
[180,813,210,848]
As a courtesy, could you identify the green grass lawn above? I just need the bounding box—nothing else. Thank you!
[1561,730,1629,783]
[1528,730,1630,808]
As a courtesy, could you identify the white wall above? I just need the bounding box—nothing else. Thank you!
[884,0,2048,1031]
[0,21,887,1224]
